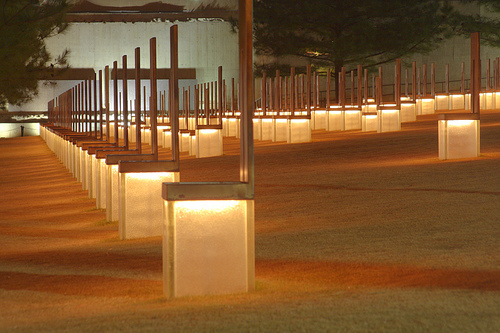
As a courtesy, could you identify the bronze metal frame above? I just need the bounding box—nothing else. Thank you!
[162,0,254,201]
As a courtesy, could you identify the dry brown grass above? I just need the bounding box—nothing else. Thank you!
[0,110,499,332]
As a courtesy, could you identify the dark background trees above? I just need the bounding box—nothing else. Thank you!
[0,0,70,109]
[253,0,500,101]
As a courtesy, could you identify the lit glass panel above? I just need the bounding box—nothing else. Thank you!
[106,164,119,222]
[119,172,179,239]
[164,199,254,298]
[439,119,480,160]
[290,119,311,143]
[196,129,223,158]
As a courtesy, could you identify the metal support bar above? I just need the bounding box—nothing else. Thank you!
[135,47,142,153]
[170,27,180,162]
[471,32,480,114]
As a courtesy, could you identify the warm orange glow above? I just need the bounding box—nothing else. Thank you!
[174,200,241,215]
[163,199,254,298]
[438,119,480,160]
[447,120,475,128]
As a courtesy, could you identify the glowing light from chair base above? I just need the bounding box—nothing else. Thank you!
[80,147,86,187]
[190,135,197,156]
[89,154,97,199]
[228,118,240,138]
[417,98,435,115]
[119,172,179,239]
[362,114,378,132]
[480,92,495,110]
[327,109,344,131]
[439,119,480,160]
[253,118,262,141]
[289,119,311,143]
[128,124,136,143]
[344,109,362,130]
[312,109,327,130]
[195,129,223,158]
[179,132,191,152]
[274,119,288,142]
[261,118,274,141]
[378,108,401,133]
[157,126,170,147]
[96,158,106,209]
[361,104,377,114]
[163,199,254,298]
[450,94,465,110]
[495,92,500,109]
[109,123,115,139]
[400,103,416,123]
[162,130,171,149]
[435,94,450,111]
[106,164,119,222]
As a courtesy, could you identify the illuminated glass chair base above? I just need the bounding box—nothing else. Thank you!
[119,170,180,240]
[480,92,495,110]
[377,106,401,133]
[495,92,500,109]
[450,94,465,110]
[141,128,151,145]
[464,94,471,110]
[435,94,450,111]
[128,125,136,143]
[162,182,254,298]
[106,164,120,222]
[274,117,311,143]
[344,108,362,131]
[438,113,480,160]
[223,117,240,138]
[88,153,97,199]
[400,102,417,123]
[417,98,435,115]
[157,125,170,147]
[361,103,377,114]
[162,130,171,149]
[179,131,191,152]
[311,109,327,130]
[362,112,378,132]
[118,126,124,140]
[195,128,223,158]
[260,118,275,141]
[253,118,262,140]
[96,157,107,209]
[327,107,345,131]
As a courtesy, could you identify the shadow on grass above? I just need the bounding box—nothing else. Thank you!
[256,259,500,291]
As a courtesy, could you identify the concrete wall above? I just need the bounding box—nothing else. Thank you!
[10,20,238,112]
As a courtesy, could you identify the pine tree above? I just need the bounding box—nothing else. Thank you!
[0,0,70,108]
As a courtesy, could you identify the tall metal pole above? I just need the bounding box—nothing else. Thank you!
[122,55,129,149]
[113,61,119,143]
[239,0,254,188]
[357,64,362,109]
[471,32,480,114]
[170,27,180,162]
[150,38,159,159]
[395,59,401,108]
[99,70,103,140]
[218,66,223,124]
[105,65,110,142]
[93,71,98,138]
[135,47,142,153]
